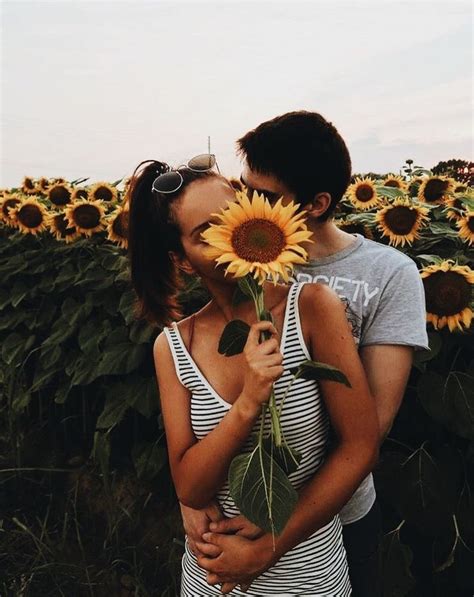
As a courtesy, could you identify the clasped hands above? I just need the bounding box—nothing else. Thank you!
[180,501,276,594]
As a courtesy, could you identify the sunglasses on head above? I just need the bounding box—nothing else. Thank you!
[151,154,220,194]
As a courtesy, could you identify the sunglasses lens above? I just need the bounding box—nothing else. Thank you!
[152,171,183,193]
[187,153,216,171]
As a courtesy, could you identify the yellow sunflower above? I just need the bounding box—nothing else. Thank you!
[382,174,408,192]
[375,200,430,247]
[457,212,474,245]
[47,212,80,243]
[0,195,22,226]
[11,198,49,235]
[106,205,129,249]
[408,177,424,198]
[335,219,374,240]
[201,191,312,285]
[64,199,106,236]
[22,176,37,195]
[346,178,381,210]
[48,183,72,207]
[71,187,89,202]
[417,176,455,204]
[36,177,50,194]
[445,195,467,222]
[420,261,474,331]
[89,182,118,203]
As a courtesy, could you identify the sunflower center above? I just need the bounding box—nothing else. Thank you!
[24,178,34,190]
[73,204,101,229]
[231,219,286,263]
[423,179,449,202]
[423,271,471,316]
[18,204,43,228]
[384,180,401,188]
[355,184,375,202]
[466,216,474,233]
[50,186,71,206]
[112,212,129,238]
[94,186,113,201]
[383,206,418,235]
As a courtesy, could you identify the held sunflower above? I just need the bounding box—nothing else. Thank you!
[420,261,474,331]
[417,176,455,204]
[64,199,106,236]
[346,177,381,210]
[201,191,312,284]
[375,200,430,247]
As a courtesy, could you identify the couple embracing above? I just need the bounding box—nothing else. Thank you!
[127,111,428,596]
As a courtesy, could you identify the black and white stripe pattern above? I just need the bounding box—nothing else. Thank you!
[165,282,351,596]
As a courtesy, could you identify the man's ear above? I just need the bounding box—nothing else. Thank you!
[303,192,332,218]
[169,251,195,275]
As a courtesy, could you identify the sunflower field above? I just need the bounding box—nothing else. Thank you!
[0,164,473,596]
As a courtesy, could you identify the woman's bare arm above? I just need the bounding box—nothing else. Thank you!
[154,321,283,509]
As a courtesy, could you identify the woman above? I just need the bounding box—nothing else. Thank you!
[128,157,379,596]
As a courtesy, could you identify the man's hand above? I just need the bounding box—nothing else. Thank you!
[196,532,276,587]
[180,501,224,556]
[210,514,264,539]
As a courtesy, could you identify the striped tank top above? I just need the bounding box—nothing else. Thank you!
[164,282,351,596]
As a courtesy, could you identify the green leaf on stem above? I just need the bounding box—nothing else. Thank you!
[229,443,297,535]
[218,319,250,356]
[291,360,351,387]
[262,436,302,475]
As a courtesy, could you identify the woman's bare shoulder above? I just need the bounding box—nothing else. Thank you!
[299,281,345,319]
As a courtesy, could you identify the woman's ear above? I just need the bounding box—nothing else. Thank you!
[168,251,195,275]
[304,192,332,218]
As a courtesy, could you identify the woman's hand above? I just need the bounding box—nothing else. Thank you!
[239,321,284,413]
[180,500,224,556]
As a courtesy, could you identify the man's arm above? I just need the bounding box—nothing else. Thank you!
[359,344,413,440]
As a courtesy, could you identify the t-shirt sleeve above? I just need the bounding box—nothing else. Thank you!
[360,259,429,350]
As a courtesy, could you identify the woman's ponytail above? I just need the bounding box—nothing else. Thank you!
[127,159,218,328]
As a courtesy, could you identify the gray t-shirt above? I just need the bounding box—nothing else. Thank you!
[292,234,429,525]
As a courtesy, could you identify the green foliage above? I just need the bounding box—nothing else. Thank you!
[290,359,352,387]
[228,443,298,535]
[1,164,473,595]
[218,319,250,356]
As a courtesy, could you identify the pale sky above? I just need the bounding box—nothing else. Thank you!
[1,0,472,187]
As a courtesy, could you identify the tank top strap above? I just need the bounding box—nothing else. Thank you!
[280,282,311,358]
[163,323,192,387]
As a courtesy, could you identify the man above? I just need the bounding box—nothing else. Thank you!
[181,111,429,596]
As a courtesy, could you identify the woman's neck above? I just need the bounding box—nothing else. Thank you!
[204,279,287,324]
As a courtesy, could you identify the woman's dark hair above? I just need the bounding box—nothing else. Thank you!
[127,159,217,327]
[237,111,352,220]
